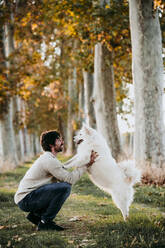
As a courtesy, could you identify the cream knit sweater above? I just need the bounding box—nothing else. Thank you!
[14,151,87,204]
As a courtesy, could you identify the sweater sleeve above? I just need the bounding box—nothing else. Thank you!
[45,157,87,185]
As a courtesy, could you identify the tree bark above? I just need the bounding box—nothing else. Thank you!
[129,0,165,167]
[66,72,76,155]
[93,43,124,161]
[13,96,25,162]
[0,19,19,171]
[83,70,96,128]
[78,81,85,125]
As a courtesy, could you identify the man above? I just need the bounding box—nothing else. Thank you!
[14,130,98,231]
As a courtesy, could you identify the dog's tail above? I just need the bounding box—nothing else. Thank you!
[118,160,141,185]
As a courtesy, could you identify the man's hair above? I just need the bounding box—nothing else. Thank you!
[40,130,61,151]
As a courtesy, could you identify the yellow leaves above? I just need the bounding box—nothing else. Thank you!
[105,5,110,9]
[68,10,75,17]
[154,0,164,9]
[121,29,128,35]
[20,12,32,27]
[116,91,126,102]
[63,22,77,36]
[20,90,31,101]
[20,76,36,100]
[98,32,104,41]
[31,51,41,63]
[114,81,121,89]
[0,75,8,87]
[72,120,76,131]
[34,98,40,107]
[31,23,38,31]
[22,76,35,88]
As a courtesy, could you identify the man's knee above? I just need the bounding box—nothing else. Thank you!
[61,182,71,195]
[51,182,71,195]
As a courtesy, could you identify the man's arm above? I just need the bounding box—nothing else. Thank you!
[46,151,98,185]
[64,151,98,169]
[63,154,79,168]
[46,159,86,185]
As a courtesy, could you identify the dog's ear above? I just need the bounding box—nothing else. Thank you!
[82,123,93,135]
[84,126,92,135]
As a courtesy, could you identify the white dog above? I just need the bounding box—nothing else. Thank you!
[64,125,141,220]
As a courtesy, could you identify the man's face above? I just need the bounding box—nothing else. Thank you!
[54,136,64,152]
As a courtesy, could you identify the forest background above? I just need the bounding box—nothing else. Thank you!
[0,0,165,185]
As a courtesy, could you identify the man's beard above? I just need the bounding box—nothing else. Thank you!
[56,145,63,152]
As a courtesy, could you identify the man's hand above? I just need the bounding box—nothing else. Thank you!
[86,150,99,168]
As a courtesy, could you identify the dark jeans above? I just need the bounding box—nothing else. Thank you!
[18,182,71,223]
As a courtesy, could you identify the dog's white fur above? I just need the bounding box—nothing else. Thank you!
[64,125,141,220]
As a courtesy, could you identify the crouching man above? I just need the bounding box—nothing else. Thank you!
[14,130,97,231]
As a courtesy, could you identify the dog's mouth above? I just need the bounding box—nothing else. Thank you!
[77,139,83,145]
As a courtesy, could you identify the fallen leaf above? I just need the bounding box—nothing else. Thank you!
[68,240,74,244]
[82,239,89,242]
[97,203,108,206]
[12,225,17,229]
[0,226,5,230]
[18,237,23,242]
[12,235,19,240]
[7,241,11,247]
[69,216,82,222]
[30,233,36,236]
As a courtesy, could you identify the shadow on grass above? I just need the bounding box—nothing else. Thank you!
[0,228,68,248]
[0,160,164,248]
[73,174,165,210]
[73,174,110,198]
[134,185,165,210]
[88,216,165,248]
[0,191,70,248]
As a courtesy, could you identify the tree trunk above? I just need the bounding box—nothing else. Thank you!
[78,81,85,125]
[83,70,96,128]
[66,72,76,155]
[13,96,25,162]
[93,43,124,161]
[129,0,165,167]
[24,131,35,160]
[34,134,41,154]
[0,19,19,171]
[0,99,19,171]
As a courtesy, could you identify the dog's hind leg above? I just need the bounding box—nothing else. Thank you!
[116,199,129,221]
[111,187,133,221]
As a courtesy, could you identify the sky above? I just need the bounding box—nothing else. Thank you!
[118,84,134,134]
[118,77,165,134]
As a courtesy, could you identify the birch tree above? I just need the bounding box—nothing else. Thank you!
[0,7,18,171]
[93,44,125,161]
[66,68,77,155]
[93,0,126,161]
[78,81,85,124]
[129,0,165,167]
[83,70,96,128]
[13,96,25,162]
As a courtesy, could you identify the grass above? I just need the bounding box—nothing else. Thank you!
[0,154,165,248]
